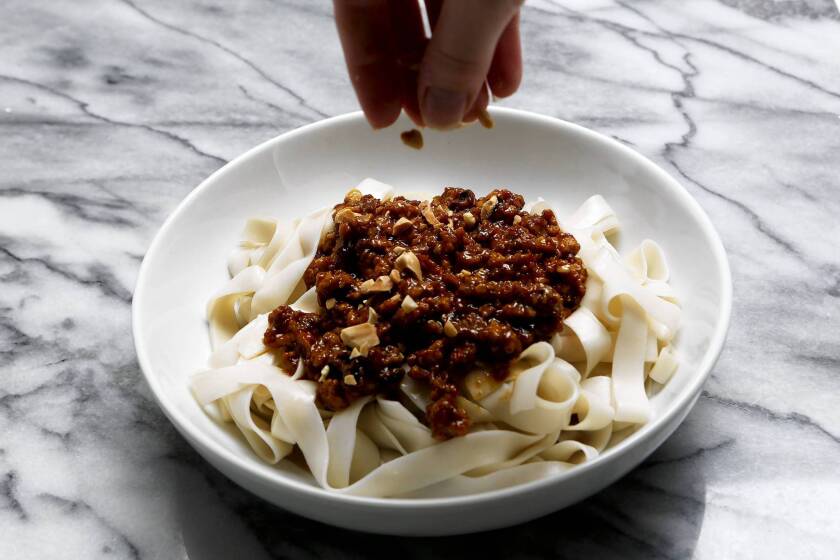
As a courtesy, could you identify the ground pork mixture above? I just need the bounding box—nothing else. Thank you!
[264,187,587,439]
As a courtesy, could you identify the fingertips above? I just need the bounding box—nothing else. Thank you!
[421,86,470,129]
[417,0,521,129]
[334,0,401,129]
[389,0,427,127]
[488,14,522,98]
[462,85,490,123]
[347,57,402,129]
[357,76,403,129]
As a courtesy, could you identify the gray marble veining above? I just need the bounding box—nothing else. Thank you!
[1,0,839,558]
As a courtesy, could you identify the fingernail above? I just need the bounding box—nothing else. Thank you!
[421,87,468,130]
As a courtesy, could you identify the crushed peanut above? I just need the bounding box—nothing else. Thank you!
[392,217,413,235]
[401,294,418,312]
[343,374,357,386]
[444,319,457,338]
[420,201,442,227]
[340,322,379,354]
[359,275,393,293]
[395,250,423,280]
[334,207,360,224]
[480,195,498,220]
[477,107,494,129]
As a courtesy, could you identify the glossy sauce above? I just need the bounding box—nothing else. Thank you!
[264,188,587,438]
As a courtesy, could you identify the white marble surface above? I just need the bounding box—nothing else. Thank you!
[1,0,839,558]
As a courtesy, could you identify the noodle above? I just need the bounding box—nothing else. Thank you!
[190,179,681,497]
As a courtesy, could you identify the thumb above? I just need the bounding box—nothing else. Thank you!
[419,0,523,129]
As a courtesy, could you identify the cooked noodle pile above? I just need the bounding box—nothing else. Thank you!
[191,179,681,498]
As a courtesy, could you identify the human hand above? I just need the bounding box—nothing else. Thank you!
[334,0,524,130]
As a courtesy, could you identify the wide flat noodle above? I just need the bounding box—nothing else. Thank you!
[343,430,546,497]
[192,188,682,498]
[250,207,329,316]
[649,345,679,384]
[357,177,396,200]
[479,343,579,434]
[623,239,669,283]
[397,461,573,498]
[564,194,619,235]
[207,266,265,349]
[587,246,681,341]
[567,376,614,431]
[326,397,374,487]
[611,297,651,423]
[558,306,611,375]
[224,386,293,463]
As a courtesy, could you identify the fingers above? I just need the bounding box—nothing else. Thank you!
[487,13,522,98]
[336,0,523,130]
[463,84,490,123]
[334,0,401,129]
[418,0,523,129]
[423,0,443,29]
[388,0,427,126]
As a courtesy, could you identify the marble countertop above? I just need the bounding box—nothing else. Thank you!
[2,0,839,558]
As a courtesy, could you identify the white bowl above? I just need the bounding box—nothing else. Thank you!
[132,108,732,536]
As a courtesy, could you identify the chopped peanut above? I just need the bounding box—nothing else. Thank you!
[420,201,442,227]
[480,195,498,220]
[340,323,379,355]
[392,217,413,235]
[359,275,393,294]
[401,294,418,312]
[395,250,423,280]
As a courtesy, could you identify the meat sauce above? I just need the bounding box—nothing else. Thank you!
[264,188,587,439]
